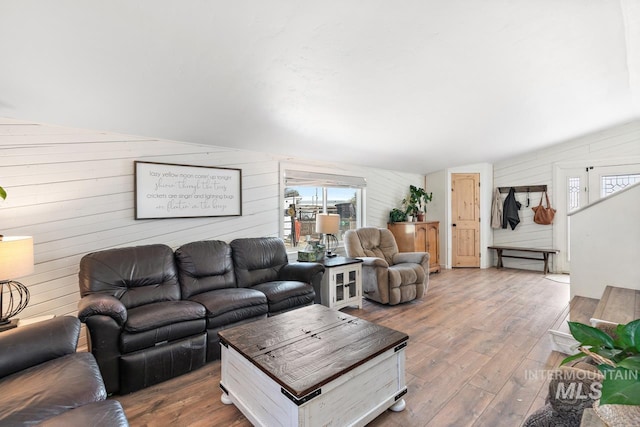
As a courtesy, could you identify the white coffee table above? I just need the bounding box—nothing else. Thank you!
[218,304,408,426]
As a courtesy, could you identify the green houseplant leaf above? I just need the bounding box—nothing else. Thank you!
[568,321,616,348]
[617,355,640,371]
[0,186,6,200]
[616,319,640,351]
[598,366,640,405]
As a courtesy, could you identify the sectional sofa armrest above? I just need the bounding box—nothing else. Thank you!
[78,294,127,327]
[78,295,127,394]
[393,252,430,270]
[280,262,326,284]
[280,263,326,304]
[0,316,81,378]
[279,262,325,284]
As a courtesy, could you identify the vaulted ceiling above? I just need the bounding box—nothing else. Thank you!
[1,1,638,173]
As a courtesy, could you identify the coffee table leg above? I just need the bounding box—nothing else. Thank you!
[220,385,232,405]
[389,398,406,412]
[221,393,232,405]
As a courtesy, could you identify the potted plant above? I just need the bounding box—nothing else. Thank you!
[560,319,640,424]
[403,185,432,222]
[389,208,407,223]
[401,197,417,222]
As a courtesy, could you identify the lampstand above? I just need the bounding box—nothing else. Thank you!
[0,236,34,331]
[316,213,340,258]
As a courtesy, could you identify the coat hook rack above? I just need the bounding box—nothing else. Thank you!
[498,185,547,194]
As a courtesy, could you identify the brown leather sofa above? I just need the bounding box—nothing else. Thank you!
[78,237,324,395]
[0,316,129,426]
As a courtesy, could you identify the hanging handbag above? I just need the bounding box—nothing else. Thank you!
[532,190,556,225]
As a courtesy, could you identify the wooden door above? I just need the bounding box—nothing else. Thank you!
[451,173,480,267]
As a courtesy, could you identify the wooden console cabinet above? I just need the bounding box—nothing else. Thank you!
[388,221,440,273]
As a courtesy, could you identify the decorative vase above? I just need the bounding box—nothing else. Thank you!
[407,215,413,222]
[593,400,640,426]
[417,213,425,222]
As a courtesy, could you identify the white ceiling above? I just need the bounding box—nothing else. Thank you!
[1,1,639,174]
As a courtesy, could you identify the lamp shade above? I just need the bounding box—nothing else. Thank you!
[0,236,34,279]
[316,213,340,235]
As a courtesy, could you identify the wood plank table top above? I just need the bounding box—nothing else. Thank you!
[218,304,408,399]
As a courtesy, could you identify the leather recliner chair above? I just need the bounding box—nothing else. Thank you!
[0,316,128,426]
[78,244,208,395]
[344,227,429,305]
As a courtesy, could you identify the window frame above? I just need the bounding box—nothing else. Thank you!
[279,163,366,254]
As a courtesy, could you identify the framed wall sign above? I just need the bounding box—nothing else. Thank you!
[134,161,242,219]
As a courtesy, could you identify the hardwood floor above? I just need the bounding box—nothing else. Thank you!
[115,268,575,427]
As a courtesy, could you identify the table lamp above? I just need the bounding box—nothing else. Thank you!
[316,213,340,258]
[0,236,34,331]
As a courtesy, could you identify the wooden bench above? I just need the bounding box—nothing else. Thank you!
[590,285,640,327]
[488,246,559,275]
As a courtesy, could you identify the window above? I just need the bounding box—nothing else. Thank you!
[567,177,582,212]
[283,169,365,250]
[600,174,640,198]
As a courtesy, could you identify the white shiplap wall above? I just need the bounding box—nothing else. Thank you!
[493,119,640,272]
[0,118,422,348]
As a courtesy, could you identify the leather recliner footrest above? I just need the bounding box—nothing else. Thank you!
[119,333,207,394]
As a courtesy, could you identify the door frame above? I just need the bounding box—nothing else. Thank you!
[445,163,493,269]
[451,172,481,268]
[553,165,588,273]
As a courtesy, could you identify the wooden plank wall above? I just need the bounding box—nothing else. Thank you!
[0,118,421,348]
[492,119,640,271]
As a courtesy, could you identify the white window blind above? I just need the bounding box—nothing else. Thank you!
[284,170,366,188]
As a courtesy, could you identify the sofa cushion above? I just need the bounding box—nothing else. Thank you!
[38,400,129,427]
[79,244,181,309]
[175,240,236,299]
[0,352,106,426]
[124,300,206,333]
[120,319,206,354]
[230,237,288,288]
[252,281,315,314]
[188,287,268,328]
[206,307,269,330]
